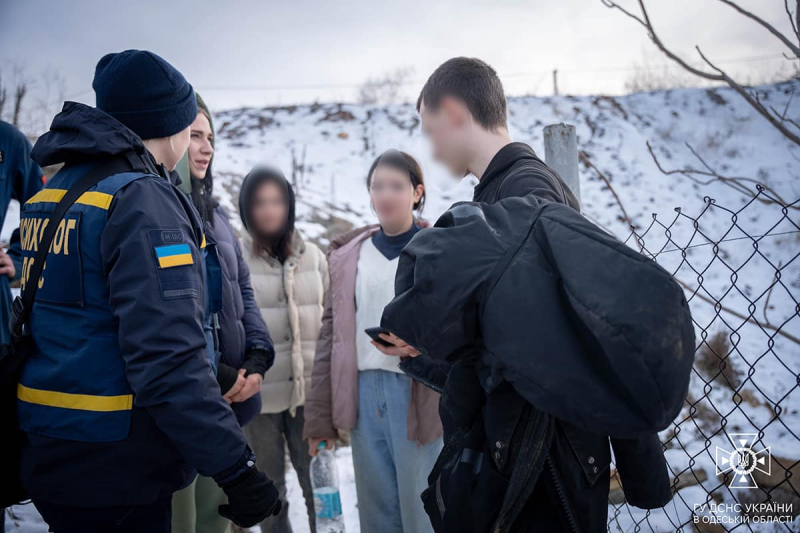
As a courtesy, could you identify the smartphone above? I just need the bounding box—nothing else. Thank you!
[365,327,395,347]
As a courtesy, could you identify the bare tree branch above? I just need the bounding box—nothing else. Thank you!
[602,0,800,147]
[715,0,800,57]
[694,46,800,145]
[601,0,724,82]
[578,151,641,248]
[12,83,27,127]
[645,141,798,209]
[785,0,800,44]
[797,0,800,43]
[599,0,649,28]
[771,105,800,130]
[677,277,800,346]
[778,85,795,120]
[768,77,798,129]
[762,261,782,328]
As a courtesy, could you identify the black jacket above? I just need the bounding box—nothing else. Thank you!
[474,142,580,210]
[388,143,682,532]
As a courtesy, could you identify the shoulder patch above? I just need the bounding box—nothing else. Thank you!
[154,243,194,269]
[147,229,200,300]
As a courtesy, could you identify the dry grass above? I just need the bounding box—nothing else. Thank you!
[696,330,741,391]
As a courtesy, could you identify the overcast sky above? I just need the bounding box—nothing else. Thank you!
[0,0,795,119]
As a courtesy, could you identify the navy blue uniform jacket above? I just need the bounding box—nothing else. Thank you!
[0,120,44,344]
[17,102,248,507]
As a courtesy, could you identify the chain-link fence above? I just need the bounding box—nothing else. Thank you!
[607,187,800,532]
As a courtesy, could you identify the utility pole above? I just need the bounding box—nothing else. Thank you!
[543,123,580,208]
[552,69,559,97]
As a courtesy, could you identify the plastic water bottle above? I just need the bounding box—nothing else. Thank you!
[311,441,345,533]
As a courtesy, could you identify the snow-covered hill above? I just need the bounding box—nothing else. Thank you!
[212,81,799,244]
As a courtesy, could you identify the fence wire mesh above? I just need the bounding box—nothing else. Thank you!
[607,187,800,532]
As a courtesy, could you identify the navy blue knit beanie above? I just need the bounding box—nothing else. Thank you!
[92,50,197,140]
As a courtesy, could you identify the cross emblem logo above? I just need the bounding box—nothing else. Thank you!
[715,433,771,489]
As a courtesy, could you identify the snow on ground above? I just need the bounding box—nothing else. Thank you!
[3,81,798,532]
[285,446,359,533]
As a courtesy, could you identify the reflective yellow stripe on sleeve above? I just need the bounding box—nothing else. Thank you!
[17,383,133,412]
[26,189,114,210]
[201,234,207,249]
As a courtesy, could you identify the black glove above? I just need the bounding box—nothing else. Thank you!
[216,363,239,395]
[241,347,273,377]
[218,465,282,527]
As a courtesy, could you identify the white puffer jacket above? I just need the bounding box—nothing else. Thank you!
[243,231,328,415]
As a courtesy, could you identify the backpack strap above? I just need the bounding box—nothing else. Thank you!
[10,153,149,340]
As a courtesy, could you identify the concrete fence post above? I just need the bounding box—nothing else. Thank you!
[543,123,581,206]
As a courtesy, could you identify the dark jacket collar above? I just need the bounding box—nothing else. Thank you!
[473,142,538,200]
[372,222,420,260]
[31,101,147,168]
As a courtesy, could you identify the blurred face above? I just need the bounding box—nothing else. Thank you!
[419,97,471,177]
[189,113,214,180]
[251,181,288,236]
[369,164,423,229]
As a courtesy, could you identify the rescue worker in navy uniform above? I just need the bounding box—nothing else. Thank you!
[16,50,281,532]
[0,120,45,345]
[0,119,45,533]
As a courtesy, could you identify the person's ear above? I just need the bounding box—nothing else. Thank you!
[413,183,424,203]
[440,96,468,129]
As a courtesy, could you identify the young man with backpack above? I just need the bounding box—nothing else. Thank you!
[376,57,678,532]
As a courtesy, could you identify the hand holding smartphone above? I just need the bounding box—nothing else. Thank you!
[364,327,422,357]
[364,326,395,347]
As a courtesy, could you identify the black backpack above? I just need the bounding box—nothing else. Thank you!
[384,196,695,531]
[0,154,152,507]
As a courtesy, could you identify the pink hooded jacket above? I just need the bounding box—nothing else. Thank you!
[302,225,443,445]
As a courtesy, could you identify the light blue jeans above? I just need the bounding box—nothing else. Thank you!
[350,370,442,533]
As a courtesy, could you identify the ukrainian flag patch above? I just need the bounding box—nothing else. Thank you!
[154,243,194,269]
